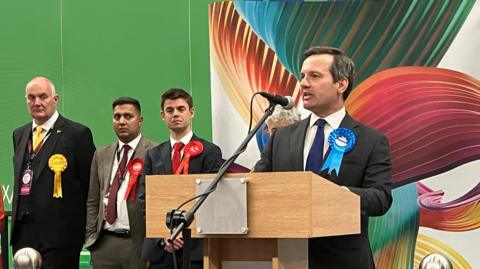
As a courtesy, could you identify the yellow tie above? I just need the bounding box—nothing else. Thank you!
[33,126,44,149]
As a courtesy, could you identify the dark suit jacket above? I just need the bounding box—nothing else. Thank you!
[11,115,96,249]
[85,136,156,258]
[254,113,392,269]
[138,135,223,267]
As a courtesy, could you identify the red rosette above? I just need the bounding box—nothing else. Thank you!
[174,141,204,175]
[124,157,144,200]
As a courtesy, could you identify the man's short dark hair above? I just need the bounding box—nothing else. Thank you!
[112,97,141,113]
[161,88,194,110]
[303,46,356,100]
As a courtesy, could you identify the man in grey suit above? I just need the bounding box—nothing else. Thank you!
[254,47,393,269]
[85,97,156,268]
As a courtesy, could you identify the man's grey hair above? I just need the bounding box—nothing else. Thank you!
[25,76,56,95]
[14,247,42,269]
[419,253,453,269]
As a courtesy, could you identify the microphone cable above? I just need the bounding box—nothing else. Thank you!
[174,92,261,211]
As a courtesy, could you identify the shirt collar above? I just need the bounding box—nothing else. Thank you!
[32,110,59,132]
[170,131,193,148]
[308,107,346,129]
[118,134,142,151]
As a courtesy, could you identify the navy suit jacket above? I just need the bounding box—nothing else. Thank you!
[254,113,392,269]
[138,135,223,266]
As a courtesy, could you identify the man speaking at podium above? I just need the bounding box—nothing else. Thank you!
[254,47,392,269]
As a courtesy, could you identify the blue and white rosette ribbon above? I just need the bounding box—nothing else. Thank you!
[321,128,357,175]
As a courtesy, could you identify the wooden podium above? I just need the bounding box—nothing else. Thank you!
[146,172,360,269]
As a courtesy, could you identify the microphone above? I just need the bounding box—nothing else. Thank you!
[259,92,295,110]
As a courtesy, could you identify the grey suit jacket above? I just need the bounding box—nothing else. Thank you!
[254,113,392,269]
[85,135,156,258]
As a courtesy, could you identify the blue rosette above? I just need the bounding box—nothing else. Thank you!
[321,128,357,175]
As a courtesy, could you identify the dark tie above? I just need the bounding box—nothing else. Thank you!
[172,141,185,174]
[306,119,326,174]
[106,144,131,224]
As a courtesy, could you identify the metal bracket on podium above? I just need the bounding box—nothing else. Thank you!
[195,178,248,234]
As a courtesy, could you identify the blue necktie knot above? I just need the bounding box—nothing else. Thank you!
[315,118,326,128]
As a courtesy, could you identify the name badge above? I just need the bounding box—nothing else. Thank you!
[20,169,33,196]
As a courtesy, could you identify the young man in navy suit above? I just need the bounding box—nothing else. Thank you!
[138,88,223,269]
[254,47,393,269]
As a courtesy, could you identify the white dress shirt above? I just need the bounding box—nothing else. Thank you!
[169,131,193,159]
[104,134,142,231]
[31,110,59,145]
[303,107,346,170]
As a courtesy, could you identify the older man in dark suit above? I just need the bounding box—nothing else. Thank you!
[138,88,223,269]
[254,47,393,269]
[85,97,156,268]
[11,76,96,268]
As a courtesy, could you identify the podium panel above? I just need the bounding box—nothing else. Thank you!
[145,172,360,269]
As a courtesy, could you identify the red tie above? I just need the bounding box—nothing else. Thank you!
[172,142,185,174]
[106,144,131,224]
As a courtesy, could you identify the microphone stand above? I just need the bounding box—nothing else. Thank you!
[166,102,277,268]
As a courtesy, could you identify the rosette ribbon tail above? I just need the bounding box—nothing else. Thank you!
[321,148,345,176]
[53,171,63,198]
[320,128,357,176]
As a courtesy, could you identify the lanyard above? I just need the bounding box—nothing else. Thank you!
[115,145,135,182]
[27,128,53,165]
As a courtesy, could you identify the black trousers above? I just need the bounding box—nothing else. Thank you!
[13,216,82,269]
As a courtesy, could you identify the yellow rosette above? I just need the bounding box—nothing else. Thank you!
[48,154,68,198]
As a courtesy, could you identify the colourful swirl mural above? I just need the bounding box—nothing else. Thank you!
[347,67,480,188]
[415,233,471,269]
[418,181,480,232]
[209,1,479,268]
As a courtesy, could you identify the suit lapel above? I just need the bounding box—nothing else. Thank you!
[13,125,32,208]
[186,135,202,173]
[127,136,148,205]
[160,142,172,174]
[162,134,202,174]
[291,118,309,171]
[105,137,151,195]
[102,143,117,194]
[133,136,148,159]
[35,116,65,179]
[127,137,152,245]
[13,125,31,182]
[339,113,360,137]
[321,113,359,178]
